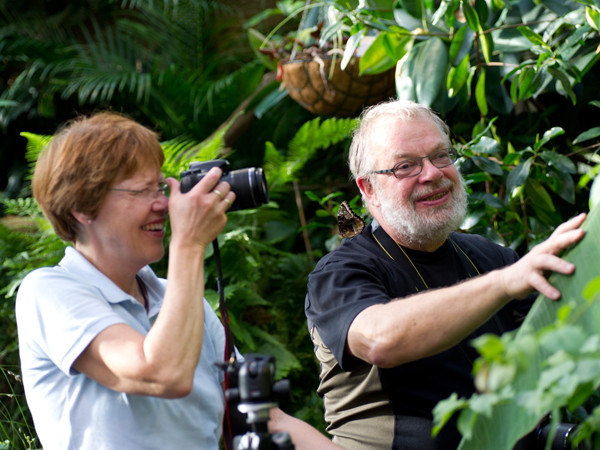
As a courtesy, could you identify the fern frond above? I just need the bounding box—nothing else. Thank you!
[265,116,356,189]
[20,132,51,180]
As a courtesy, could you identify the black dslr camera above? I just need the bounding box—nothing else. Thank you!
[180,160,269,211]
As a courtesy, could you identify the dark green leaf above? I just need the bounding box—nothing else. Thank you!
[468,191,505,208]
[414,38,448,107]
[573,127,600,144]
[462,2,480,32]
[449,25,475,66]
[463,173,493,185]
[546,169,575,204]
[397,0,423,18]
[461,210,488,230]
[474,0,489,25]
[472,156,503,175]
[471,136,502,155]
[540,151,576,174]
[525,179,556,212]
[551,68,577,104]
[507,158,532,193]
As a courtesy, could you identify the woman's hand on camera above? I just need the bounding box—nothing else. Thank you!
[166,167,236,250]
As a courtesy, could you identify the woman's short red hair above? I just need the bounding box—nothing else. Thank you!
[33,112,164,242]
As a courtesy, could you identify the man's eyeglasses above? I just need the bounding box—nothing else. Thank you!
[110,181,169,201]
[372,148,459,179]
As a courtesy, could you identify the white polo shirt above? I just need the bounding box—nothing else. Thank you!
[16,246,227,449]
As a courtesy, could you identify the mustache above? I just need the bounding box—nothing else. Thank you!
[410,179,455,203]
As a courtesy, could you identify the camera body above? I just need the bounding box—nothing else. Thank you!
[180,160,269,211]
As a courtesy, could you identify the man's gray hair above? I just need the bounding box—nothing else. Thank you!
[348,100,451,181]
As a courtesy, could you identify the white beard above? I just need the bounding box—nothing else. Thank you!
[376,175,468,249]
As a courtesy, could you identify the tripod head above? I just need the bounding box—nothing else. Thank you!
[222,354,294,450]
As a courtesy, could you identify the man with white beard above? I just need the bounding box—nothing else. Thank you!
[304,100,586,450]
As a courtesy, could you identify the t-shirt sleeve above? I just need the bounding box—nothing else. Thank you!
[16,268,126,375]
[306,253,392,370]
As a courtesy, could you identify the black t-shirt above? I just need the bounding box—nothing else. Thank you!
[305,223,531,449]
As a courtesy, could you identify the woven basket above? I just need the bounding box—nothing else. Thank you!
[282,57,395,117]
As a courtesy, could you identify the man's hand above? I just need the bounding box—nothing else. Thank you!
[499,212,587,301]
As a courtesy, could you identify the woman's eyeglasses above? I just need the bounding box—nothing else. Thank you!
[110,181,169,200]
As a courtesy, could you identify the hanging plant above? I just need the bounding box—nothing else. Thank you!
[245,0,396,117]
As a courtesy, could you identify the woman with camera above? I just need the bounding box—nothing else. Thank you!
[16,112,337,449]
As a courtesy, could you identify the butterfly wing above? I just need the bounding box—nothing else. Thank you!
[337,201,365,238]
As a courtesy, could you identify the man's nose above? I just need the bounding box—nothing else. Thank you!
[417,157,444,182]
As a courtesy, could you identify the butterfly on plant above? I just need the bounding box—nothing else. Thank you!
[337,201,365,238]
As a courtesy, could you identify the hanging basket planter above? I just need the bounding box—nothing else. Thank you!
[281,56,395,117]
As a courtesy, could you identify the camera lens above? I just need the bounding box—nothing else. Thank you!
[225,167,269,211]
[180,160,269,211]
[535,422,578,450]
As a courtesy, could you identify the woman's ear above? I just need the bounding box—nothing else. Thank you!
[72,211,92,225]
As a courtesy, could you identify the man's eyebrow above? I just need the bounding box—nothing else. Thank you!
[391,145,451,159]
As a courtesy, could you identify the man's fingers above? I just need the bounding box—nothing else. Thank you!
[536,224,585,256]
[536,254,575,275]
[528,254,576,300]
[550,212,587,236]
[529,271,561,300]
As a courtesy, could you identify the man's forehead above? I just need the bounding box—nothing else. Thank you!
[371,119,446,155]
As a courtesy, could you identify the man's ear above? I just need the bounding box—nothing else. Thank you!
[356,177,379,207]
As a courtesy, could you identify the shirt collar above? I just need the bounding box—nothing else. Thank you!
[59,246,160,311]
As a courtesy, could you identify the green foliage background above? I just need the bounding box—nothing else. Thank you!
[0,0,599,448]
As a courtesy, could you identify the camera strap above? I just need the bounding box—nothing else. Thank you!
[212,239,236,449]
[212,239,236,361]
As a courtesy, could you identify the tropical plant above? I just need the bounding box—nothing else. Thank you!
[433,176,600,449]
